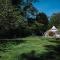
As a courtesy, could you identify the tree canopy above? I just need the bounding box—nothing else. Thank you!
[36,13,48,25]
[0,0,28,38]
[0,0,49,38]
[12,0,39,18]
[49,13,60,28]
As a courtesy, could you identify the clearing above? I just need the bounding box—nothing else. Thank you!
[0,36,60,60]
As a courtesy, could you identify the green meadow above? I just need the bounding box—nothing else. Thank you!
[0,36,60,60]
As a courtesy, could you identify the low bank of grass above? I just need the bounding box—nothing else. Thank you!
[0,36,59,60]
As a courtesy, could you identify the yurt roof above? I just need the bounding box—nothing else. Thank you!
[51,26,57,30]
[50,26,58,32]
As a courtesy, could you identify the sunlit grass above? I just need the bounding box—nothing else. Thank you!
[0,36,58,60]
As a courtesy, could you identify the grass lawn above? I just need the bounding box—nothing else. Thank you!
[0,36,60,60]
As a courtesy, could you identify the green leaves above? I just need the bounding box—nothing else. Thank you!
[0,0,28,38]
[49,13,60,28]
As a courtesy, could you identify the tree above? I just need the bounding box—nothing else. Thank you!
[12,0,39,18]
[0,0,27,38]
[49,13,60,28]
[36,13,48,25]
[36,13,48,32]
[25,13,49,36]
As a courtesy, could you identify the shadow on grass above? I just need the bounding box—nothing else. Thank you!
[18,50,42,60]
[18,50,56,60]
[44,45,60,60]
[17,39,60,60]
[49,39,60,44]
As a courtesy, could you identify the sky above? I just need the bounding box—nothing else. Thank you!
[33,0,60,16]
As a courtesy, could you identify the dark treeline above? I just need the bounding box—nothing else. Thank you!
[0,0,49,39]
[1,0,59,39]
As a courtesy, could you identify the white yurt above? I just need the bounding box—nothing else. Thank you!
[44,26,59,38]
[50,26,58,32]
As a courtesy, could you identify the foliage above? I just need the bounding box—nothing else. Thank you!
[36,13,48,25]
[0,0,28,38]
[12,0,39,18]
[36,13,49,33]
[26,12,49,36]
[49,13,60,28]
[0,0,49,38]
